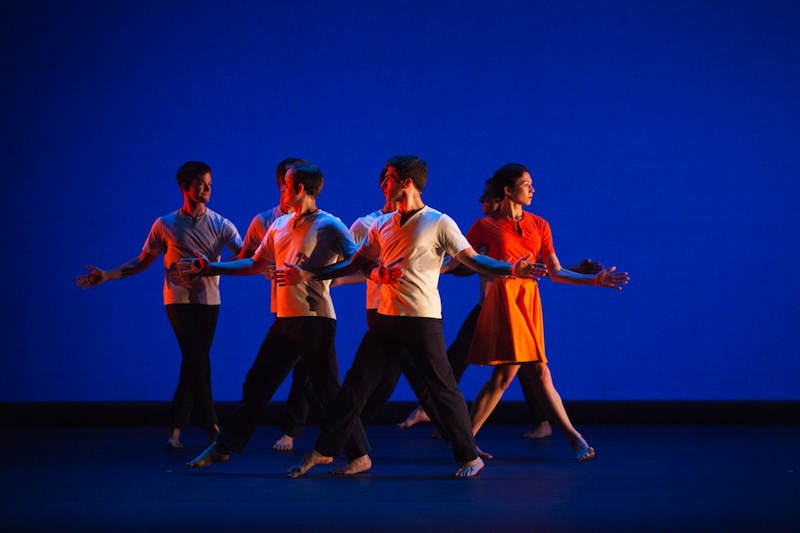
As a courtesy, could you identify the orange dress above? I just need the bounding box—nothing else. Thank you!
[466,212,555,365]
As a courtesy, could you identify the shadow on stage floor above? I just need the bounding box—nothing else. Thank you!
[1,421,798,532]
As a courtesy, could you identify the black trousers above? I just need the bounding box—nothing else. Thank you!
[165,304,220,429]
[316,315,477,463]
[279,355,324,438]
[279,308,404,433]
[216,316,370,459]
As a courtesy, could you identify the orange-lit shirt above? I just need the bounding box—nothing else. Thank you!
[465,211,555,265]
[242,205,290,314]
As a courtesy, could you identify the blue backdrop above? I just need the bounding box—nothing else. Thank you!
[3,0,798,403]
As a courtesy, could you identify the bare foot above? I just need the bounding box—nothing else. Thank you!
[476,446,493,460]
[522,421,552,439]
[272,435,294,452]
[454,457,484,477]
[396,406,430,428]
[186,443,230,468]
[330,454,372,475]
[166,428,182,450]
[287,449,334,478]
[569,434,595,462]
[577,446,595,462]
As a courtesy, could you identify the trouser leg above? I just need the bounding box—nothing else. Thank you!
[217,320,299,454]
[314,319,401,458]
[395,317,477,463]
[446,305,482,383]
[279,356,323,437]
[517,362,547,424]
[165,304,219,429]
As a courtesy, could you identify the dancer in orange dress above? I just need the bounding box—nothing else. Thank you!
[466,163,629,462]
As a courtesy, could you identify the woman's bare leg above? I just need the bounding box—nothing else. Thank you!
[469,365,520,436]
[528,363,594,461]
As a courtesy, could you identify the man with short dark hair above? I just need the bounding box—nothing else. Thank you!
[77,161,243,449]
[235,157,325,453]
[280,155,546,478]
[183,162,370,469]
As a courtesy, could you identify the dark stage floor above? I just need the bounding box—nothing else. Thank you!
[1,423,798,532]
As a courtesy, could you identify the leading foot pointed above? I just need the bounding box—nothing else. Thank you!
[186,442,229,468]
[287,449,333,478]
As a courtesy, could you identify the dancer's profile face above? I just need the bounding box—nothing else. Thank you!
[186,173,212,204]
[281,170,302,208]
[507,172,534,206]
[381,166,405,202]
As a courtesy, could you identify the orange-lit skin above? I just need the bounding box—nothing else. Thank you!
[76,167,239,449]
[467,169,629,462]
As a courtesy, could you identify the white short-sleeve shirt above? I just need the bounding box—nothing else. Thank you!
[349,208,388,311]
[242,205,289,314]
[143,208,242,305]
[254,210,357,319]
[358,206,470,318]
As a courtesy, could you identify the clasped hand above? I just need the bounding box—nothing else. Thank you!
[273,263,312,286]
[168,251,210,288]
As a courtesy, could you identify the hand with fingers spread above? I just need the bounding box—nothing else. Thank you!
[167,262,195,289]
[594,266,630,290]
[274,263,312,286]
[511,253,548,280]
[76,265,108,289]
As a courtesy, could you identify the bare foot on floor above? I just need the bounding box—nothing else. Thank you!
[330,454,372,475]
[570,434,595,462]
[272,435,294,452]
[476,446,493,460]
[186,443,230,468]
[287,449,334,478]
[166,428,182,450]
[454,457,484,477]
[522,421,552,439]
[396,406,430,428]
[577,446,595,462]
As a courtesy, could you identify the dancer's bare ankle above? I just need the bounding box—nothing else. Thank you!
[273,434,294,451]
[454,457,484,478]
[287,449,333,478]
[330,454,372,475]
[186,442,229,468]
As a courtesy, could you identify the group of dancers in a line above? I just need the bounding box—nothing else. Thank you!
[77,155,629,477]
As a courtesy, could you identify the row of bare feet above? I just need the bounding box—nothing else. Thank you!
[180,409,588,478]
[186,443,483,478]
[396,406,554,440]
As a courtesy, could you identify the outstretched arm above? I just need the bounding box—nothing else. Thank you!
[543,253,629,290]
[76,251,159,289]
[440,255,474,276]
[177,252,270,278]
[454,248,547,280]
[274,252,376,286]
[565,258,604,274]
